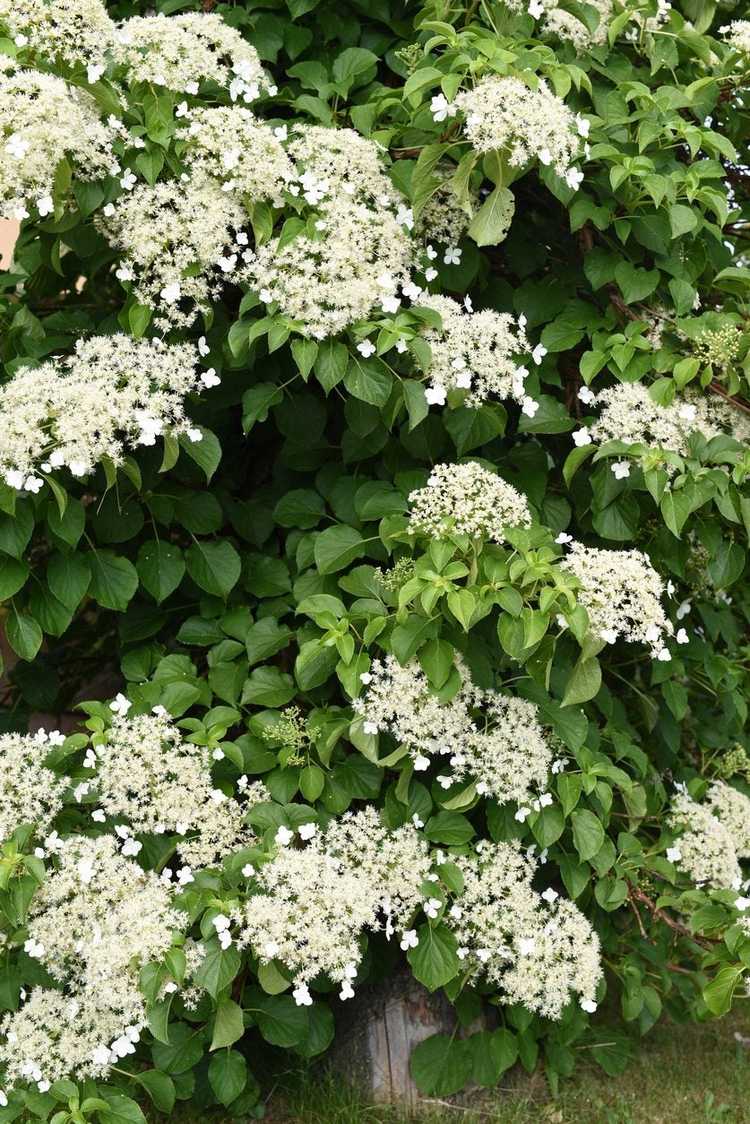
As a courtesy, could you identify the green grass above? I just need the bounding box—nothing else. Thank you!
[169,1010,750,1124]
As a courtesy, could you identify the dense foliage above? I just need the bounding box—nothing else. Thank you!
[0,0,749,1118]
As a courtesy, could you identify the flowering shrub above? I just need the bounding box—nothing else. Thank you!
[0,0,748,1117]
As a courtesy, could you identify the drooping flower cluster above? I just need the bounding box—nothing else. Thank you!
[92,711,268,868]
[447,842,601,1019]
[0,728,68,844]
[0,835,185,1088]
[560,542,673,658]
[176,106,294,206]
[415,294,533,409]
[407,461,532,542]
[354,656,553,804]
[97,174,249,330]
[245,196,415,338]
[0,334,204,490]
[454,75,584,185]
[240,808,431,1002]
[0,60,115,220]
[722,20,750,54]
[0,0,116,76]
[113,12,272,100]
[586,381,750,457]
[669,790,743,890]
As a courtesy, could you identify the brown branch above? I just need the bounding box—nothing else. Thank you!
[626,882,718,949]
[708,380,750,417]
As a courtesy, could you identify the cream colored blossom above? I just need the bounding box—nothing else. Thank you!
[245,196,415,338]
[94,712,268,867]
[0,334,202,486]
[722,20,750,54]
[588,382,750,455]
[448,842,601,1018]
[706,782,750,858]
[114,12,271,99]
[177,106,294,206]
[0,61,115,220]
[455,75,580,178]
[286,125,395,205]
[0,0,115,73]
[416,293,531,408]
[0,729,68,843]
[354,656,552,804]
[407,461,531,542]
[240,808,430,991]
[97,174,248,329]
[669,792,742,890]
[561,542,673,656]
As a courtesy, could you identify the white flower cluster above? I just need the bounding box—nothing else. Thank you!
[722,20,750,54]
[407,461,532,542]
[240,808,431,1002]
[416,294,533,409]
[560,542,673,658]
[669,790,743,890]
[97,174,249,330]
[245,196,415,339]
[0,835,184,1089]
[0,0,115,76]
[447,842,601,1019]
[286,125,395,205]
[0,59,115,221]
[113,12,272,100]
[706,782,750,858]
[585,381,750,458]
[0,728,68,844]
[177,106,294,206]
[539,0,613,50]
[0,334,203,490]
[354,656,553,805]
[416,168,478,248]
[92,711,268,868]
[454,75,584,185]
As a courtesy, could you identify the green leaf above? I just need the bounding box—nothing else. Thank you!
[211,998,245,1050]
[252,993,308,1047]
[97,1092,148,1124]
[614,262,660,304]
[407,923,460,991]
[470,1028,518,1086]
[242,384,283,432]
[410,1034,472,1096]
[314,526,366,574]
[186,540,241,598]
[136,1071,175,1115]
[424,811,474,845]
[704,965,744,1016]
[180,429,222,482]
[208,1050,247,1107]
[467,185,514,246]
[47,552,90,609]
[137,542,185,604]
[562,656,601,706]
[152,1023,204,1075]
[194,942,241,998]
[0,555,29,600]
[6,608,42,660]
[88,551,139,611]
[571,808,606,862]
[344,354,393,407]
